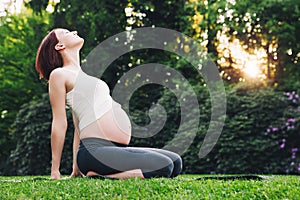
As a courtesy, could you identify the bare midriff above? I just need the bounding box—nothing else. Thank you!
[79,105,132,145]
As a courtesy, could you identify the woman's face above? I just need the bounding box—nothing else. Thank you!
[54,28,84,50]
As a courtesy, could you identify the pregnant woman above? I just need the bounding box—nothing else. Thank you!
[35,28,182,180]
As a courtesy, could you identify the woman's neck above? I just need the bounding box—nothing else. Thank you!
[61,49,81,69]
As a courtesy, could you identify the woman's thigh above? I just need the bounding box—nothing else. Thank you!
[139,148,183,177]
[131,147,182,162]
[79,146,174,175]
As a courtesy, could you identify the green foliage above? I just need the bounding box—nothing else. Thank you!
[6,94,74,175]
[129,0,186,31]
[52,0,128,57]
[214,85,290,174]
[225,0,300,85]
[24,0,49,14]
[6,80,299,175]
[1,175,300,199]
[134,82,299,174]
[281,63,300,94]
[2,0,299,176]
[0,12,50,174]
[265,91,300,174]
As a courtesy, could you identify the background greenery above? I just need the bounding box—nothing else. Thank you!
[0,0,299,175]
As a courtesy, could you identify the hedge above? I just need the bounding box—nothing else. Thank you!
[5,84,300,175]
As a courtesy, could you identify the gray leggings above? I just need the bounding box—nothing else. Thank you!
[77,138,182,178]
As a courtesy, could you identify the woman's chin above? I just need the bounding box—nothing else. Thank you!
[75,39,84,49]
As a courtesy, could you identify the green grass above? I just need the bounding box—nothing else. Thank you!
[1,175,299,199]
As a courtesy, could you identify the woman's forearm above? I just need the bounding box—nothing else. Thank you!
[51,119,67,172]
[72,129,80,170]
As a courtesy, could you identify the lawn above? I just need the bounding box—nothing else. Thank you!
[1,175,299,199]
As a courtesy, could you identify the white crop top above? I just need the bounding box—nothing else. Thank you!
[65,69,121,131]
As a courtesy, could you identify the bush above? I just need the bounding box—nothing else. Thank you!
[6,84,300,175]
[213,84,289,174]
[186,84,300,174]
[0,12,50,175]
[132,82,300,174]
[265,91,300,174]
[6,94,74,175]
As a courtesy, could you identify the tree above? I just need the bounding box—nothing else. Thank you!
[0,11,50,174]
[224,0,300,86]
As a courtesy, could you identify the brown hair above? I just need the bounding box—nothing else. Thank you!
[35,29,63,80]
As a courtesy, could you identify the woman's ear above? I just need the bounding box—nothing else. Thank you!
[55,43,65,51]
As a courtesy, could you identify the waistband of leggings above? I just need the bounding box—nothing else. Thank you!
[80,137,128,148]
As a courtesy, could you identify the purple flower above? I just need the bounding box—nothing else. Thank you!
[272,127,278,131]
[267,128,271,133]
[287,118,296,123]
[280,143,285,148]
[291,162,295,166]
[298,167,300,171]
[292,148,298,152]
[282,138,286,142]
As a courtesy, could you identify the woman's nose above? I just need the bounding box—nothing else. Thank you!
[72,31,78,35]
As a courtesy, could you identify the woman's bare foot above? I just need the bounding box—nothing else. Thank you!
[86,171,98,177]
[86,169,144,179]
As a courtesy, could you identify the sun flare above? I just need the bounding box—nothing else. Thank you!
[218,34,267,81]
[243,60,261,78]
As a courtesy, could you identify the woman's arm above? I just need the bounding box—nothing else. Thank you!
[69,112,82,177]
[48,70,68,180]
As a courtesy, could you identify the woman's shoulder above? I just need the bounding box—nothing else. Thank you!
[48,67,69,88]
[49,67,67,80]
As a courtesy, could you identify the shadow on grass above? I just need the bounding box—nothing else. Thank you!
[196,174,267,181]
[0,174,268,183]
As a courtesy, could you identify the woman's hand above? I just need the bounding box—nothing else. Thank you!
[50,170,61,180]
[69,169,83,178]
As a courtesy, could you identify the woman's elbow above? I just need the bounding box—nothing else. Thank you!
[52,118,68,132]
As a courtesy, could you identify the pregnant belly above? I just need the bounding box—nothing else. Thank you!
[80,106,132,145]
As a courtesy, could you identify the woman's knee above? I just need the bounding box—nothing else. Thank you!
[143,149,183,178]
[142,162,174,178]
[173,154,182,169]
[160,162,174,178]
[170,156,182,178]
[163,152,182,177]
